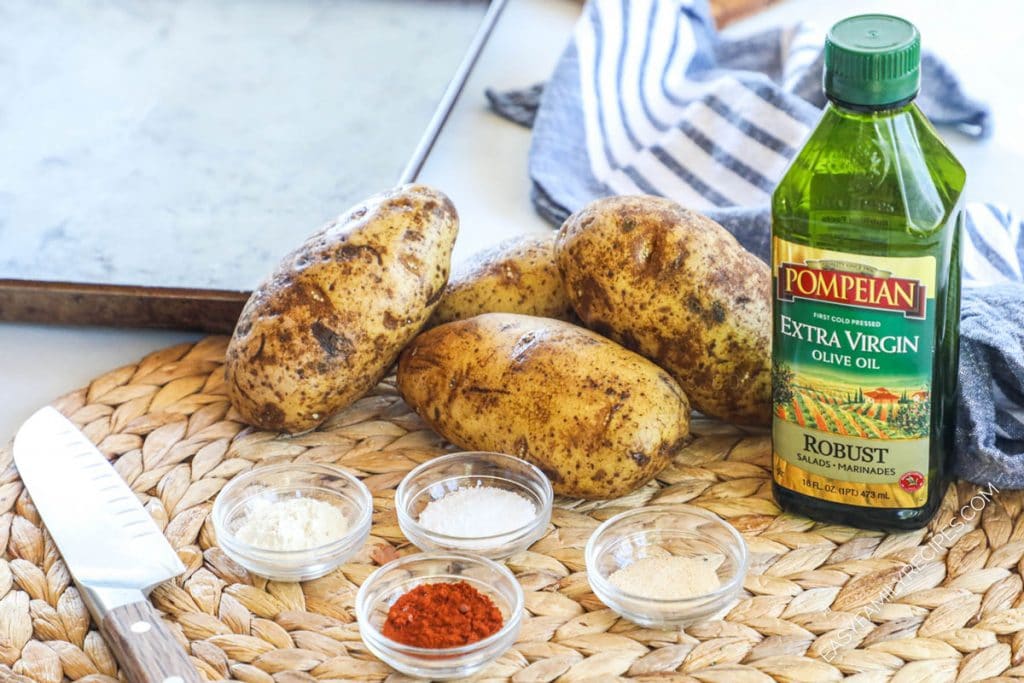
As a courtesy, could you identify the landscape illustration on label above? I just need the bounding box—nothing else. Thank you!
[773,363,931,441]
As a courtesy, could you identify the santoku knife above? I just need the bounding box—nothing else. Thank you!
[13,407,201,683]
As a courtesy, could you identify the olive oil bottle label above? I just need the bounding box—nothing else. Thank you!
[771,237,935,508]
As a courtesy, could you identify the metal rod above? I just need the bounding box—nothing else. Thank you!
[397,0,510,184]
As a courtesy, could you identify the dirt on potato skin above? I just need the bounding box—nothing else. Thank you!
[397,313,691,499]
[556,195,771,426]
[428,233,575,327]
[226,184,458,433]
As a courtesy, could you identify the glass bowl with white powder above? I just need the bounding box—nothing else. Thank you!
[585,505,748,627]
[212,463,372,581]
[396,452,553,559]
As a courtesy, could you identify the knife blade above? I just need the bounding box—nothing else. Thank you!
[13,407,200,683]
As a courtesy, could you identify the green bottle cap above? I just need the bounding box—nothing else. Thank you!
[824,14,921,107]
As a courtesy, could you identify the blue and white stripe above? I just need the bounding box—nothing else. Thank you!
[523,0,1024,487]
[533,0,1003,273]
[963,204,1024,286]
[572,0,815,209]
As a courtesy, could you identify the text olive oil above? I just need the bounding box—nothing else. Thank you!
[771,15,964,530]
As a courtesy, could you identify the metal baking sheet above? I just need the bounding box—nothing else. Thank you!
[0,0,497,330]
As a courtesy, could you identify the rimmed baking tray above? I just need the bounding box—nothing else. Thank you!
[0,0,506,332]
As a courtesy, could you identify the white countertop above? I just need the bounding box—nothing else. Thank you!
[2,0,1020,439]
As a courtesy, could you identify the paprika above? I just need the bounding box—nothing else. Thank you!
[382,580,503,648]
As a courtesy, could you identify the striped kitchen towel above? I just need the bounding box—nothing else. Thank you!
[490,0,1024,488]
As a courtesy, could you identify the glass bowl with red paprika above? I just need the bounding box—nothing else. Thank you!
[356,551,524,679]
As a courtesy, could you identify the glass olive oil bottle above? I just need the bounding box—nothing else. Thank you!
[771,15,964,530]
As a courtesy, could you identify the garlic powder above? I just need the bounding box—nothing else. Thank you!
[236,497,349,551]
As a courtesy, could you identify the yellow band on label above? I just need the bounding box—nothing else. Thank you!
[774,448,928,508]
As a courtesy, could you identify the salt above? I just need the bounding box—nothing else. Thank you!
[418,485,536,539]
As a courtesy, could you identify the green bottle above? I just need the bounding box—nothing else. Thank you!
[771,15,964,530]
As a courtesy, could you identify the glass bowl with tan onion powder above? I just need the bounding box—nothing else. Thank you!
[585,505,748,627]
[396,452,553,559]
[212,463,372,581]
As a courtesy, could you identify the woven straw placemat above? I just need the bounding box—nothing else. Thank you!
[2,337,1023,683]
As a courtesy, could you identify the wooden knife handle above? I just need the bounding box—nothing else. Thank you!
[100,601,202,683]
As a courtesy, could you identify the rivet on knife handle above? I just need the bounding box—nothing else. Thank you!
[100,599,201,683]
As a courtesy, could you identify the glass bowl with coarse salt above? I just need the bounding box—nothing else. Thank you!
[212,463,372,581]
[396,451,553,559]
[585,505,748,627]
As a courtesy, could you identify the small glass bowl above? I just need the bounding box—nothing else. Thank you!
[585,505,748,627]
[396,452,553,559]
[212,463,372,581]
[356,551,524,680]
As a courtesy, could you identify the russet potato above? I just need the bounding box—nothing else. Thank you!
[226,184,458,433]
[556,195,771,426]
[397,313,691,499]
[429,234,573,326]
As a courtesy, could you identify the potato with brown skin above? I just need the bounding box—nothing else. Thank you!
[428,234,573,326]
[556,195,771,426]
[226,184,458,433]
[397,313,690,499]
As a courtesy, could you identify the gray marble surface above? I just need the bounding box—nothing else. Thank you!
[0,0,486,290]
